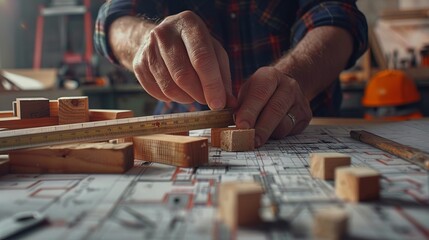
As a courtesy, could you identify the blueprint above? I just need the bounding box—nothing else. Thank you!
[0,120,428,239]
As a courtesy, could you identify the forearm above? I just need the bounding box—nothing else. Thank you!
[108,16,155,70]
[274,26,353,101]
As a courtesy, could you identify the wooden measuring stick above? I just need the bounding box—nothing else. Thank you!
[350,130,429,170]
[0,109,234,153]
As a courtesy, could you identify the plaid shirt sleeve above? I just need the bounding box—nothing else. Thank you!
[292,0,368,68]
[94,0,163,64]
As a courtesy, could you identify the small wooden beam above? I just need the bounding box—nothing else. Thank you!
[8,142,134,174]
[313,207,349,240]
[16,98,50,119]
[335,167,380,202]
[218,181,263,229]
[89,109,134,121]
[211,127,237,147]
[221,129,255,152]
[0,111,14,118]
[0,117,58,130]
[133,134,208,167]
[310,153,351,180]
[49,100,59,117]
[58,96,89,124]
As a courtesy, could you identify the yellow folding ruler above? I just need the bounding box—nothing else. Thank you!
[0,109,234,152]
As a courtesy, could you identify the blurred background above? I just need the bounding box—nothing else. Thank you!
[0,0,428,119]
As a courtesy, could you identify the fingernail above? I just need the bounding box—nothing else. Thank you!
[238,121,250,129]
[255,135,261,147]
[210,99,224,110]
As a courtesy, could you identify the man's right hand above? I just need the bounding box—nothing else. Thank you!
[124,11,234,110]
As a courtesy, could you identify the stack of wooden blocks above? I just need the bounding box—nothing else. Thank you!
[1,97,258,177]
[1,96,136,174]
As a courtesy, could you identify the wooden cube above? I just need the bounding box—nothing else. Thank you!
[310,153,351,180]
[8,142,134,174]
[58,96,89,124]
[220,129,255,152]
[335,167,380,202]
[16,98,50,119]
[313,207,348,240]
[218,181,263,229]
[89,109,134,121]
[133,134,208,167]
[211,127,236,147]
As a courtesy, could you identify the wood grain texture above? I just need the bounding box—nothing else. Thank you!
[335,167,380,202]
[313,207,348,240]
[16,98,50,119]
[49,100,59,117]
[89,109,134,121]
[0,111,14,118]
[133,134,208,167]
[211,127,237,147]
[58,96,89,124]
[218,181,263,229]
[310,153,351,180]
[0,117,58,129]
[8,142,134,174]
[221,129,255,152]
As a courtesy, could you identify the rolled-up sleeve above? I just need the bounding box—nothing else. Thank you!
[94,0,162,64]
[291,0,368,68]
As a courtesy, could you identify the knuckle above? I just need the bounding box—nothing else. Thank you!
[268,98,287,118]
[179,10,199,24]
[173,68,195,87]
[191,49,214,70]
[250,84,272,102]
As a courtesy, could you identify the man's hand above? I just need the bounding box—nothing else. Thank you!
[234,67,312,147]
[130,11,234,110]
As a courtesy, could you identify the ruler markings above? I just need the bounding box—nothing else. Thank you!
[0,109,234,152]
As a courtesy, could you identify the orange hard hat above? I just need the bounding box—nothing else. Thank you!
[362,70,421,107]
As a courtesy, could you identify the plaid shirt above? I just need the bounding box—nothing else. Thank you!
[94,0,368,116]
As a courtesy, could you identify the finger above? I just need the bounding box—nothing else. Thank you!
[133,46,171,102]
[271,109,296,139]
[180,11,226,110]
[253,80,294,147]
[149,37,194,104]
[212,38,237,109]
[154,24,206,104]
[235,67,278,130]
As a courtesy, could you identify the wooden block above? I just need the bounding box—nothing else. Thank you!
[16,98,50,119]
[133,134,208,167]
[220,129,255,152]
[0,117,58,129]
[211,127,237,147]
[313,207,348,240]
[0,111,14,118]
[218,181,263,229]
[49,100,59,117]
[89,109,134,121]
[310,153,351,180]
[8,142,134,174]
[58,96,89,124]
[0,159,9,176]
[335,167,380,202]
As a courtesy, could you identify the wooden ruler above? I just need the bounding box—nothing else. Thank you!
[350,130,429,170]
[0,109,234,153]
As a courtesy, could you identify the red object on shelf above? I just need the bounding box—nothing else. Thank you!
[33,0,93,80]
